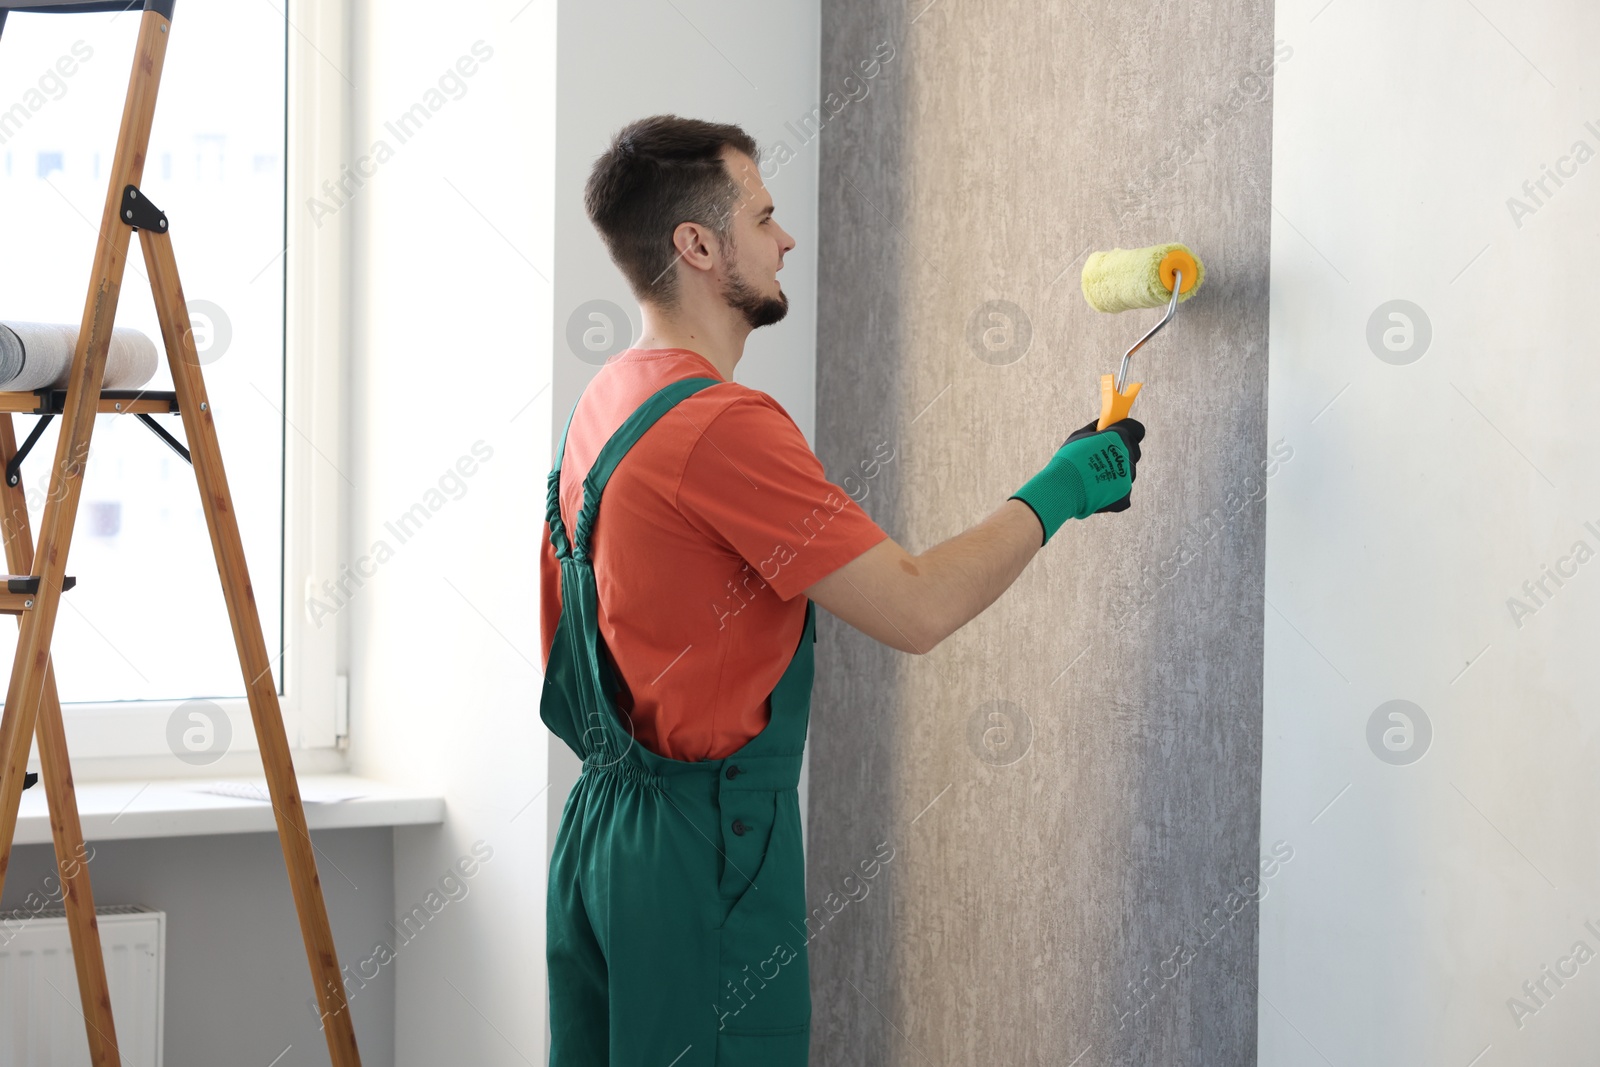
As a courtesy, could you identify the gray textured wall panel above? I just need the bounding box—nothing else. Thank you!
[809,1,1275,1063]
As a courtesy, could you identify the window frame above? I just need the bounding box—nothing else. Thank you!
[53,2,348,767]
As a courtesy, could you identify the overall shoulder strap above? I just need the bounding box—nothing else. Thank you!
[546,377,723,561]
[545,400,581,561]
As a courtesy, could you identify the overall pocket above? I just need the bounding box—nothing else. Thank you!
[712,790,810,1042]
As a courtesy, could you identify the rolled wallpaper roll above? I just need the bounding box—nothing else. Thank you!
[0,321,160,392]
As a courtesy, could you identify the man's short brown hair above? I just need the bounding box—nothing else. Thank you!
[583,114,760,308]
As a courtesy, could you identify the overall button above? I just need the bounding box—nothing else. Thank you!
[731,819,748,836]
[725,764,742,780]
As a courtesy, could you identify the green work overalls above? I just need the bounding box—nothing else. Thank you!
[542,377,815,1066]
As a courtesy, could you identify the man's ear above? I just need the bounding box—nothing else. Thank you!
[672,220,718,273]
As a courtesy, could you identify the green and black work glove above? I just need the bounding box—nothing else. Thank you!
[1009,417,1144,544]
[1064,417,1144,514]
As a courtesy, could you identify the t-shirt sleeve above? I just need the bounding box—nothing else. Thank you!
[675,393,890,601]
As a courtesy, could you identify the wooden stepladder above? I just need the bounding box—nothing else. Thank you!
[0,3,361,1064]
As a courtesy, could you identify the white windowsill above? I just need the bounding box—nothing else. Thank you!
[15,775,445,846]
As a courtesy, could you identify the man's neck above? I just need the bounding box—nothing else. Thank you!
[635,302,748,381]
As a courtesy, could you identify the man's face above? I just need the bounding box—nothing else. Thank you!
[717,148,795,329]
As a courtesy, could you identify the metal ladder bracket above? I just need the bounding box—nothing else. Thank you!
[119,184,168,233]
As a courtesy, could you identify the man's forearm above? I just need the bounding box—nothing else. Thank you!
[805,500,1045,654]
[808,426,1140,653]
[911,499,1044,649]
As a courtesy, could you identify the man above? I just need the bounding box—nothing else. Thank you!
[540,114,1143,1066]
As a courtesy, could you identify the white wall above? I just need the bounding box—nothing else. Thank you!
[1263,1,1600,1063]
[347,2,555,1064]
[550,0,822,875]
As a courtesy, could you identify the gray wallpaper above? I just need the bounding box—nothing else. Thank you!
[808,1,1276,1062]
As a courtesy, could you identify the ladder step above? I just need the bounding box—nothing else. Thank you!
[0,3,154,12]
[0,575,76,615]
[0,389,177,416]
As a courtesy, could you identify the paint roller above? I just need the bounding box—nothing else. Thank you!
[1079,243,1205,429]
[0,321,160,392]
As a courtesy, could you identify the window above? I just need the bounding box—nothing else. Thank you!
[0,4,346,762]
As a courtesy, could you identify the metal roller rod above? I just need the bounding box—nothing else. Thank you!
[1114,268,1183,393]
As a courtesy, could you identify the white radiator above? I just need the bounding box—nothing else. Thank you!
[0,904,164,1067]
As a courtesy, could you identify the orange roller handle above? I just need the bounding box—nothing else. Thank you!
[1098,375,1140,431]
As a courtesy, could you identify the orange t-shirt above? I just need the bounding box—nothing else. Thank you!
[539,348,889,762]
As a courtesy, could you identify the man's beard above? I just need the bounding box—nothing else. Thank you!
[721,258,789,329]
